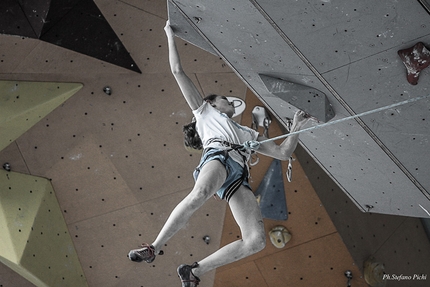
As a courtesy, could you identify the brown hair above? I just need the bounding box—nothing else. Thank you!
[183,94,218,150]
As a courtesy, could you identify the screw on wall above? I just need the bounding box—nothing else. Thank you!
[365,204,374,212]
[103,86,112,95]
[203,235,210,245]
[344,270,353,286]
[3,162,11,171]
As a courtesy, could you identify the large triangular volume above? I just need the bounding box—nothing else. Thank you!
[259,74,335,123]
[15,0,52,38]
[255,159,288,221]
[0,0,141,73]
[0,170,89,286]
[40,0,80,37]
[40,0,141,73]
[0,80,83,151]
[0,0,38,38]
[0,0,77,38]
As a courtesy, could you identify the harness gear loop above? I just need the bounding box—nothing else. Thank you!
[286,157,293,182]
[249,153,260,166]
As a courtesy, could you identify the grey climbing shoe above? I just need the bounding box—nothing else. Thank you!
[128,243,163,263]
[177,262,200,286]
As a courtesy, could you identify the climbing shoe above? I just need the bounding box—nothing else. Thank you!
[177,262,200,286]
[127,243,162,263]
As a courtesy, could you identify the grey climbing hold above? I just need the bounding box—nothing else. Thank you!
[259,74,335,122]
[255,159,288,220]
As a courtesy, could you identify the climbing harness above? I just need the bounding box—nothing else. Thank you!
[206,138,249,153]
[202,139,251,178]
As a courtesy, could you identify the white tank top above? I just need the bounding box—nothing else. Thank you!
[193,102,259,166]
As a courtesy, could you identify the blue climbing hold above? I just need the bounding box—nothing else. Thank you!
[255,159,288,221]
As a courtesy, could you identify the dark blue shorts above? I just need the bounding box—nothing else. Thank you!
[193,148,251,201]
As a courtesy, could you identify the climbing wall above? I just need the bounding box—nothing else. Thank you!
[214,89,430,287]
[0,3,244,283]
[0,170,88,286]
[1,0,429,286]
[168,0,430,218]
[0,81,82,151]
[295,143,430,286]
[214,90,368,287]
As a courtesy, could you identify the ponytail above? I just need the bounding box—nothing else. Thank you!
[183,120,203,150]
[182,94,219,151]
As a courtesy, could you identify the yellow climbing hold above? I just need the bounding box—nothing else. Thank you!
[269,225,291,249]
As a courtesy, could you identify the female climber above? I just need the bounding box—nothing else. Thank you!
[127,21,309,287]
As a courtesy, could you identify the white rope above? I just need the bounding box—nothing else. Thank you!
[258,94,430,145]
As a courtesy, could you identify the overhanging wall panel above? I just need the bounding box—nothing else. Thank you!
[168,0,316,78]
[256,0,430,73]
[323,48,430,194]
[169,0,430,217]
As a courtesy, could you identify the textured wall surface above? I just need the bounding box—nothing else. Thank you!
[1,0,429,286]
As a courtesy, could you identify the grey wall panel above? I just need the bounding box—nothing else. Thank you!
[168,0,219,55]
[169,0,430,217]
[296,122,430,218]
[257,0,430,73]
[264,92,430,217]
[323,40,430,197]
[169,0,316,80]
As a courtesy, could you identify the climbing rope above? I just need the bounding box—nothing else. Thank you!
[242,94,430,149]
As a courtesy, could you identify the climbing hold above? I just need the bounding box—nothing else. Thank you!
[259,74,335,122]
[0,80,83,151]
[251,106,271,137]
[3,163,11,171]
[345,270,353,287]
[254,159,288,220]
[202,235,210,245]
[103,86,112,95]
[363,256,386,287]
[269,225,291,248]
[398,42,430,85]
